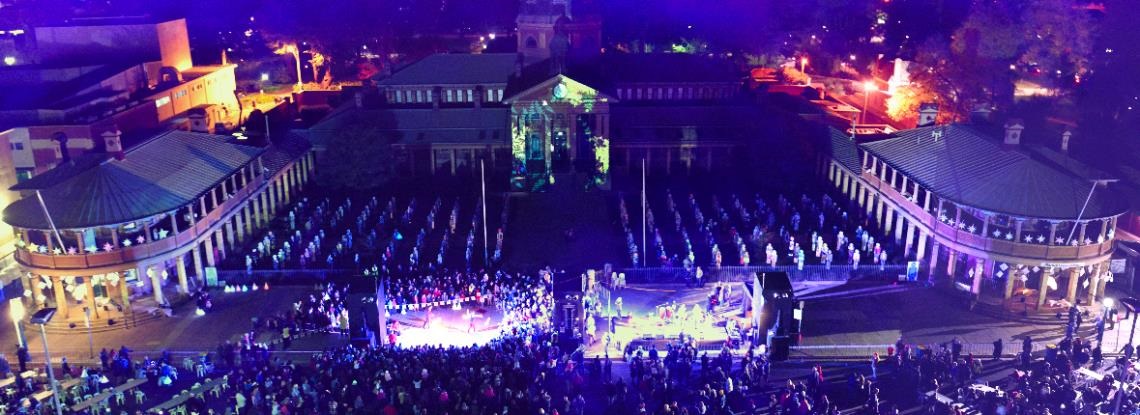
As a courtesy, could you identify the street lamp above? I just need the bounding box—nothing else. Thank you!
[861,81,878,124]
[9,299,25,349]
[29,308,62,415]
[800,57,808,75]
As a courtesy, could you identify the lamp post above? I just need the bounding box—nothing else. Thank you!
[861,81,878,125]
[9,299,25,349]
[800,57,808,75]
[30,308,62,415]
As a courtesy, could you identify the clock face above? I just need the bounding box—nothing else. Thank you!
[552,83,567,100]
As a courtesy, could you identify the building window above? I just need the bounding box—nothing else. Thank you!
[525,36,538,49]
[466,89,473,102]
[496,89,503,101]
[10,142,23,151]
[667,88,674,100]
[446,90,453,102]
[427,89,433,102]
[155,96,171,107]
[636,88,642,100]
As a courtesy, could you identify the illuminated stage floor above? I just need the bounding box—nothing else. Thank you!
[387,304,510,348]
[581,283,748,358]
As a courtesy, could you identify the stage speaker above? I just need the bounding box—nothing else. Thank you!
[770,336,791,361]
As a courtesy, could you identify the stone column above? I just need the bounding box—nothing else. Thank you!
[1004,266,1017,299]
[1096,263,1109,301]
[946,250,959,278]
[1065,268,1080,304]
[883,206,894,235]
[1038,268,1053,310]
[894,213,906,243]
[203,236,216,267]
[145,266,165,305]
[120,272,132,313]
[84,276,98,318]
[915,232,928,262]
[903,223,916,257]
[235,213,245,243]
[214,230,226,261]
[1085,264,1103,303]
[927,240,940,281]
[1077,222,1088,244]
[52,276,70,318]
[176,255,189,294]
[224,220,236,251]
[26,274,42,308]
[265,186,277,217]
[191,244,205,283]
[971,258,985,294]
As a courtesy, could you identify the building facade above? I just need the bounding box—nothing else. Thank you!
[824,122,1128,310]
[2,130,313,322]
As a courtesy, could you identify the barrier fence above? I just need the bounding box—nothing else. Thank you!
[615,264,910,284]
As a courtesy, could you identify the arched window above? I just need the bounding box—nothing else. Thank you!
[525,36,538,49]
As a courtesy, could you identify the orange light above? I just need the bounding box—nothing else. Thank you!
[801,57,808,66]
[863,81,878,92]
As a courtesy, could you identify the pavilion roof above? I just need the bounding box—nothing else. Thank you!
[3,130,265,230]
[859,124,1127,220]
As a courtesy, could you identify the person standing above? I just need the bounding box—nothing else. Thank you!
[992,338,1003,361]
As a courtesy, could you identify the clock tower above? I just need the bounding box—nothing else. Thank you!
[517,0,602,61]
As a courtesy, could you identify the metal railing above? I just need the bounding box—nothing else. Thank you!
[616,264,909,283]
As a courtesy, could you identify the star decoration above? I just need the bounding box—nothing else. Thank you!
[1036,235,1045,243]
[939,214,949,222]
[967,224,976,233]
[136,236,145,244]
[957,222,966,229]
[1084,238,1092,245]
[1005,233,1013,240]
[993,230,1002,238]
[27,243,38,252]
[66,247,77,255]
[123,239,132,247]
[1032,266,1041,273]
[103,243,113,252]
[52,248,62,255]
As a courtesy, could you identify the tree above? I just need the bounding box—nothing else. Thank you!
[316,115,399,191]
[255,0,386,81]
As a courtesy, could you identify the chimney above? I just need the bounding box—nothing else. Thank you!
[916,103,939,127]
[474,85,484,109]
[432,86,442,110]
[1003,119,1024,148]
[102,129,124,160]
[1060,128,1073,152]
[51,132,71,164]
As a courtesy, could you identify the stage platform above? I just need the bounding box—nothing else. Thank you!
[580,283,750,358]
[386,304,510,348]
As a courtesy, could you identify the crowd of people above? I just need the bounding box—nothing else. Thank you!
[229,194,508,274]
[617,188,897,270]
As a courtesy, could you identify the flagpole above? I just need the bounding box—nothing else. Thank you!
[481,159,488,266]
[35,190,66,250]
[642,158,647,267]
